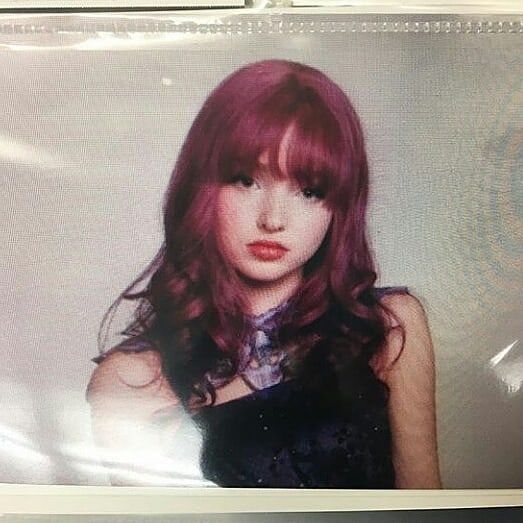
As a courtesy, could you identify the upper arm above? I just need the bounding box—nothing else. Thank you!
[376,293,441,488]
[86,349,183,485]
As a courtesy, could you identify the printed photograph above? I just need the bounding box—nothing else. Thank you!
[1,14,521,489]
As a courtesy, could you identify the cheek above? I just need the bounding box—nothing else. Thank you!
[299,209,332,250]
[216,191,250,246]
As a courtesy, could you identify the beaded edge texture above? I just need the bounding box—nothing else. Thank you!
[0,18,522,35]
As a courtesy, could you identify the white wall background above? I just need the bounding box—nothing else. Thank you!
[0,13,521,487]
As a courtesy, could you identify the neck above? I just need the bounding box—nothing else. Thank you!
[238,269,302,316]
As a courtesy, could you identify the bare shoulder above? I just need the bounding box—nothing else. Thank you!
[380,292,428,330]
[378,292,440,488]
[86,347,183,485]
[373,292,435,383]
[87,348,179,412]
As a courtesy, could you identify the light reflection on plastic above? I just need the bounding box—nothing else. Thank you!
[0,379,53,481]
[489,339,522,394]
[0,31,223,51]
[73,33,199,51]
[51,387,209,486]
[0,423,32,446]
[61,443,215,486]
[0,134,64,168]
[0,423,51,464]
[489,339,518,366]
[74,462,215,486]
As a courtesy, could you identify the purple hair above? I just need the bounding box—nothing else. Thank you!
[100,60,403,406]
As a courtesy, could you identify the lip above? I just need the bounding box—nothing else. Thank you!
[247,240,288,261]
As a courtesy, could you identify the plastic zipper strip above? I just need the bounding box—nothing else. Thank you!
[0,0,521,13]
[0,16,520,37]
[0,1,246,13]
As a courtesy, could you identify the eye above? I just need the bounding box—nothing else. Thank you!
[301,187,325,200]
[230,172,256,188]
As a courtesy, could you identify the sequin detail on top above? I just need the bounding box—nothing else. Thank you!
[193,373,395,488]
[205,301,289,391]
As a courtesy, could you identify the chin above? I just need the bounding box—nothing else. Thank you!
[237,263,294,284]
[241,271,289,283]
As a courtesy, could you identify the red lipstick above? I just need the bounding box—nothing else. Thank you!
[247,240,288,261]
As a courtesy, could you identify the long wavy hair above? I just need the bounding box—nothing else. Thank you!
[99,60,404,409]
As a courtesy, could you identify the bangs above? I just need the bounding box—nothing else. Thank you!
[217,78,346,207]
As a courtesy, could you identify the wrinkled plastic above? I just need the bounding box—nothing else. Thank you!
[0,5,521,491]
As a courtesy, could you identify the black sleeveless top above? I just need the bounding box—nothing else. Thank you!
[94,286,408,488]
[192,377,394,488]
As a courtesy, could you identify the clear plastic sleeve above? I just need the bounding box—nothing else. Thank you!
[0,3,521,497]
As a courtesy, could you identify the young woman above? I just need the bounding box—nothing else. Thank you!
[87,59,441,488]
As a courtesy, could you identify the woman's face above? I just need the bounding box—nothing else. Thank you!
[215,136,333,287]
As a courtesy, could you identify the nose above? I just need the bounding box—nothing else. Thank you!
[257,188,288,233]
